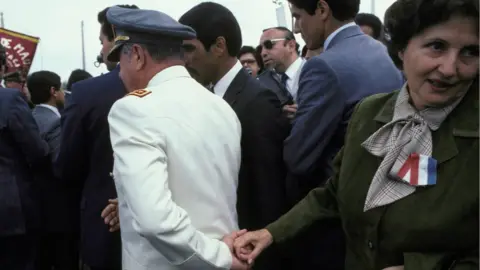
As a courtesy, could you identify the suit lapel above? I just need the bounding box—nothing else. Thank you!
[223,69,247,107]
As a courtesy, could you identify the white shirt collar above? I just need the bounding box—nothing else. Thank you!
[324,22,356,51]
[37,103,61,118]
[213,61,243,98]
[284,57,303,81]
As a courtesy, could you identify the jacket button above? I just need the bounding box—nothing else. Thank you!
[368,241,374,250]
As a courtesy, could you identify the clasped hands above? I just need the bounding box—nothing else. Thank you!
[222,228,274,270]
[100,200,273,270]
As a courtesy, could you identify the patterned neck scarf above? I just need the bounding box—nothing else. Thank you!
[361,84,465,211]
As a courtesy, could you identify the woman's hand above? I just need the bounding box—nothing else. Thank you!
[233,229,273,264]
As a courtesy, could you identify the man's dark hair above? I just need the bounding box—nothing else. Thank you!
[262,26,300,54]
[179,2,242,57]
[98,4,139,42]
[288,0,359,21]
[385,0,478,69]
[355,13,383,39]
[301,45,308,58]
[3,71,23,83]
[67,69,92,90]
[27,71,61,105]
[237,46,264,71]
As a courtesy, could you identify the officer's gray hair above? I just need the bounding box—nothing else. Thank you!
[121,43,183,62]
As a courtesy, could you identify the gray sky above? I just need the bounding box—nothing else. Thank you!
[1,0,395,81]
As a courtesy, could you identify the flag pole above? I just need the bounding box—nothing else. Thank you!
[81,20,86,70]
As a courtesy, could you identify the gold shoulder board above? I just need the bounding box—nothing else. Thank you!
[126,89,152,98]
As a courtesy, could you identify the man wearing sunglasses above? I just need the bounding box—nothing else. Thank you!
[256,27,305,119]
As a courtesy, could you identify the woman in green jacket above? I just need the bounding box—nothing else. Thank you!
[234,0,479,269]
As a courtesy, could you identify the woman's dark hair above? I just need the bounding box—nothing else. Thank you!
[237,46,264,71]
[384,0,479,69]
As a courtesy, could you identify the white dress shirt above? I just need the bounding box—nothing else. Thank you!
[213,61,243,98]
[37,103,61,118]
[283,57,306,100]
[108,65,241,270]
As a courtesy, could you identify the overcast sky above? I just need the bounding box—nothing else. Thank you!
[1,0,395,82]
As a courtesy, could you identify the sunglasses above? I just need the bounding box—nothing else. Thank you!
[256,38,287,53]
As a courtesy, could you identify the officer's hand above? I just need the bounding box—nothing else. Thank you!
[101,198,120,232]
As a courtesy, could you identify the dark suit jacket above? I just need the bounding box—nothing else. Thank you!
[55,66,124,269]
[223,69,291,269]
[284,25,405,269]
[0,88,49,236]
[257,70,293,106]
[32,105,78,233]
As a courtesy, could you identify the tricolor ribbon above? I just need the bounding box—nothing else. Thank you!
[396,153,437,186]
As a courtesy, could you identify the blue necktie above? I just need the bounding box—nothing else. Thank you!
[280,73,289,89]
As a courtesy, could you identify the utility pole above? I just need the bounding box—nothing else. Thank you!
[0,12,4,28]
[81,20,86,70]
[371,0,376,15]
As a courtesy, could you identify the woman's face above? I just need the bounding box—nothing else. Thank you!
[401,15,479,110]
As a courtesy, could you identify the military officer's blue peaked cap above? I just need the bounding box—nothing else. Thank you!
[106,6,197,62]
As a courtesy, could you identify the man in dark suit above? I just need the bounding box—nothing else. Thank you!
[0,88,50,269]
[180,3,291,270]
[28,71,80,270]
[283,0,405,269]
[54,5,138,270]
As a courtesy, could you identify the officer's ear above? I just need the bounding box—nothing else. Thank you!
[132,44,146,70]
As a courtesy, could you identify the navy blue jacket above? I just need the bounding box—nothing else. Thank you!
[32,105,78,233]
[0,88,49,236]
[55,67,124,269]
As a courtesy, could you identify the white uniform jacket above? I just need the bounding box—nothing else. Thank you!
[108,66,241,270]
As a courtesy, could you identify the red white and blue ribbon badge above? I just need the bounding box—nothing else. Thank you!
[397,153,437,186]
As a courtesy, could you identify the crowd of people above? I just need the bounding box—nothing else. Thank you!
[0,0,478,269]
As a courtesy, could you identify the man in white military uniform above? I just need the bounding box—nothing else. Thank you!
[105,7,248,270]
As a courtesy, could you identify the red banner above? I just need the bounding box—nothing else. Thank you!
[0,27,40,76]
